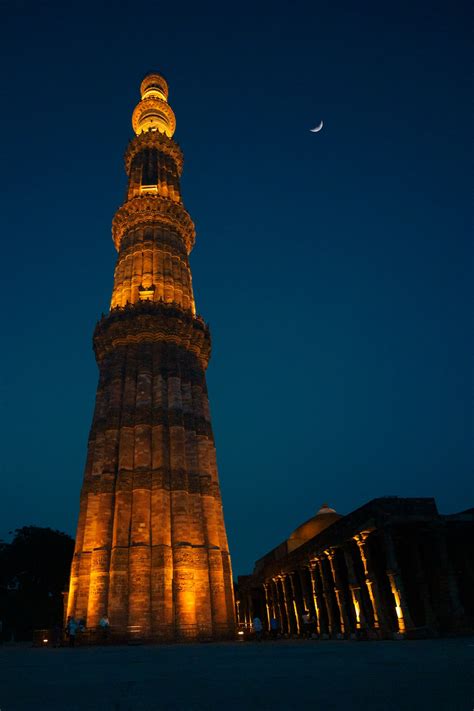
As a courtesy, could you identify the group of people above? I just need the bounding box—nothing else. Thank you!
[65,615,110,646]
[251,610,317,640]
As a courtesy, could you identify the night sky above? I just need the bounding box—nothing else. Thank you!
[1,0,472,576]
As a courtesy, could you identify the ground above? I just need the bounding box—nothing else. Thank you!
[0,638,472,710]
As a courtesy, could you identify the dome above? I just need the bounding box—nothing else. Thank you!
[287,502,341,553]
[316,503,337,515]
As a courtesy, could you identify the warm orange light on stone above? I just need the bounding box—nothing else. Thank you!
[354,532,380,630]
[387,573,407,633]
[132,73,175,137]
[353,597,360,624]
[67,73,235,641]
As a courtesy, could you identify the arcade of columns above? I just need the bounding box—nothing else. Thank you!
[237,532,408,638]
[236,499,472,639]
[66,74,235,640]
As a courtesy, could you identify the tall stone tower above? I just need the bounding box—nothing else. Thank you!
[67,73,235,640]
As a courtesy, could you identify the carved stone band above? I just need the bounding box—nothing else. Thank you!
[94,301,211,368]
[112,195,195,253]
[132,96,176,137]
[125,132,184,176]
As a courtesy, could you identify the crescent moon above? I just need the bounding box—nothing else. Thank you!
[310,121,323,133]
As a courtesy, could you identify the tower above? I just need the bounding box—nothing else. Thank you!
[67,74,235,640]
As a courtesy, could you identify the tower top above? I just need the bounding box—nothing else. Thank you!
[132,72,176,138]
[140,73,169,101]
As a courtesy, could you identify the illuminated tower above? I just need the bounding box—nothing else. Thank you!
[67,74,235,640]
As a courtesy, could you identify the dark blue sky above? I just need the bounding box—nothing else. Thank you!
[1,0,472,575]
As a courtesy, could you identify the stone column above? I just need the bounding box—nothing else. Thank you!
[267,579,277,619]
[235,598,241,626]
[294,570,308,634]
[272,578,283,630]
[279,575,292,634]
[298,566,314,619]
[297,567,309,613]
[308,561,323,634]
[354,532,384,632]
[343,544,367,631]
[263,583,271,630]
[317,556,337,636]
[326,548,351,636]
[287,573,301,635]
[274,576,288,634]
[384,528,413,635]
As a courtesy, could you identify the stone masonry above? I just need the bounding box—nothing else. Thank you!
[67,73,235,640]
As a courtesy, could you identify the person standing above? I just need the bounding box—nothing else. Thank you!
[270,617,280,639]
[252,616,263,642]
[66,616,78,647]
[99,615,110,642]
[301,610,311,638]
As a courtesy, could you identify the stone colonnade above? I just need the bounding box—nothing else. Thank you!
[236,521,469,640]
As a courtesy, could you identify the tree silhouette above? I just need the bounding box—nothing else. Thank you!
[0,527,74,640]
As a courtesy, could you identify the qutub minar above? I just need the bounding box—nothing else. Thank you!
[67,73,235,639]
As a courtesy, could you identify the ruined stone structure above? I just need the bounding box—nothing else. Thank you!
[236,498,474,639]
[67,74,235,640]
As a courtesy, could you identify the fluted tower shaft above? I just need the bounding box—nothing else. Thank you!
[67,74,235,640]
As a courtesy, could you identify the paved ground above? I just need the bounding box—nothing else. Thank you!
[0,638,472,710]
